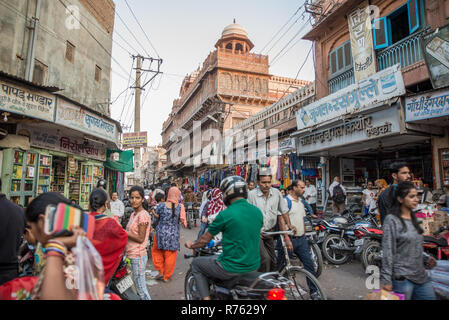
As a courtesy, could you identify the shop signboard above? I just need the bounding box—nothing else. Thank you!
[405,88,449,122]
[422,24,449,89]
[56,99,119,146]
[0,79,55,122]
[20,124,106,161]
[298,107,401,154]
[122,132,148,149]
[279,138,296,152]
[348,0,376,81]
[296,64,405,131]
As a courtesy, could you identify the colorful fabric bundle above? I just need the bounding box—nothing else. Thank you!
[207,188,226,217]
[45,204,95,239]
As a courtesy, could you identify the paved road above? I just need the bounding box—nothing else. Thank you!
[144,225,372,300]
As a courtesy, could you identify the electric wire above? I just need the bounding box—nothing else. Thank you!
[259,3,304,54]
[124,0,161,59]
[270,16,312,67]
[58,0,130,77]
[115,11,152,58]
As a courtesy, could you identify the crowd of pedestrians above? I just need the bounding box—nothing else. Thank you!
[0,160,443,300]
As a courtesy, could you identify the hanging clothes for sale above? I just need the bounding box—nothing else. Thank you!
[283,156,291,189]
[275,157,281,181]
[270,156,281,185]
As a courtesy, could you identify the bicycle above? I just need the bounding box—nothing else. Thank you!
[263,230,327,300]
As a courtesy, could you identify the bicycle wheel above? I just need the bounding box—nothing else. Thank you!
[310,243,323,278]
[281,266,326,300]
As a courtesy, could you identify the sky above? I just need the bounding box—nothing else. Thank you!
[109,0,315,146]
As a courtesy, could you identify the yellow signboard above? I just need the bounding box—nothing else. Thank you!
[123,132,148,148]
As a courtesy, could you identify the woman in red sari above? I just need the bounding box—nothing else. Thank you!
[0,192,124,300]
[88,188,128,285]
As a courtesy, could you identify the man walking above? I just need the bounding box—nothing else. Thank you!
[304,179,317,214]
[0,179,26,286]
[110,192,125,223]
[329,177,346,215]
[247,168,296,272]
[279,180,321,299]
[378,163,411,224]
[248,181,256,191]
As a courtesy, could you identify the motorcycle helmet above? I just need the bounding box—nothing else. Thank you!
[97,179,107,189]
[220,176,248,206]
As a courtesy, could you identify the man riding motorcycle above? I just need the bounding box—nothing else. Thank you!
[184,176,263,300]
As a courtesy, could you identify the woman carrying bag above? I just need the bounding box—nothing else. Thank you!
[381,181,437,300]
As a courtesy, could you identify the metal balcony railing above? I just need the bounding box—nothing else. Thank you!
[376,29,426,71]
[328,68,355,94]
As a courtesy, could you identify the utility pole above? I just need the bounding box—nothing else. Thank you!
[131,55,163,184]
[134,55,143,184]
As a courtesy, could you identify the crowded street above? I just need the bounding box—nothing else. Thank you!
[148,225,371,300]
[1,0,449,307]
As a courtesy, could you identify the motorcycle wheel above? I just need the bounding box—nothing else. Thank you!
[310,243,323,278]
[322,234,351,265]
[361,240,382,271]
[184,268,201,300]
[281,266,327,300]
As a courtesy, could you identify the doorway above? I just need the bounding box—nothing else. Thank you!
[51,156,67,195]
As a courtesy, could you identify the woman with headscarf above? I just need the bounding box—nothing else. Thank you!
[151,187,187,282]
[205,188,226,225]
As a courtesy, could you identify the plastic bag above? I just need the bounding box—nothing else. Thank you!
[364,289,405,300]
[73,236,105,300]
[434,260,449,273]
[432,281,449,300]
[429,269,449,286]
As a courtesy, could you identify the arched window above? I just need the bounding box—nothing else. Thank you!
[220,73,232,89]
[255,78,261,93]
[226,43,233,50]
[235,43,243,52]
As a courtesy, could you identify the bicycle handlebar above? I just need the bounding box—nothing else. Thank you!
[262,230,295,236]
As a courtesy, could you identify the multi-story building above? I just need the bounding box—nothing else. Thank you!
[291,0,449,207]
[161,21,310,177]
[0,0,122,208]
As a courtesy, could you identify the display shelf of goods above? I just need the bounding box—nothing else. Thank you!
[10,196,20,205]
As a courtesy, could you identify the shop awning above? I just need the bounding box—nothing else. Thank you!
[104,149,134,172]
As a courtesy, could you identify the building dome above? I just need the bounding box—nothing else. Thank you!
[222,21,248,37]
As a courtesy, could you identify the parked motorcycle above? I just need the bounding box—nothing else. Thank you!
[357,227,383,271]
[320,216,375,265]
[108,256,141,300]
[184,244,293,300]
[424,226,449,260]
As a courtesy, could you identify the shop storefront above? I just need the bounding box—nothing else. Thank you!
[405,86,449,191]
[3,123,108,209]
[0,75,122,209]
[293,64,435,208]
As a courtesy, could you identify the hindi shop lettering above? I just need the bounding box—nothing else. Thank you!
[308,79,379,124]
[0,82,54,121]
[406,92,449,120]
[300,116,393,146]
[85,114,115,134]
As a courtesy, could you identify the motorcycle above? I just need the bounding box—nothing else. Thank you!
[357,226,383,271]
[108,256,141,300]
[184,243,293,300]
[319,215,376,265]
[185,202,198,229]
[424,226,449,260]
